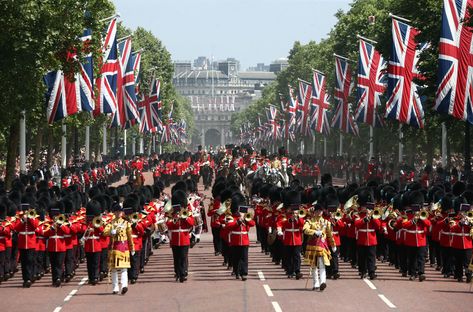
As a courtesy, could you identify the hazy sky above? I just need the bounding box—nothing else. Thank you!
[112,0,352,69]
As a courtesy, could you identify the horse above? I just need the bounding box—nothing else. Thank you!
[128,168,144,188]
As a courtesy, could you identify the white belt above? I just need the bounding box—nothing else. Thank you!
[169,229,188,233]
[231,231,248,235]
[132,235,139,238]
[19,231,35,235]
[284,229,300,232]
[358,229,375,233]
[51,235,64,239]
[64,235,72,238]
[405,230,424,234]
[0,236,5,239]
[450,233,471,237]
[86,235,100,240]
[332,231,339,235]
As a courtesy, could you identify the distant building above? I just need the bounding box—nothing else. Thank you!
[172,57,277,148]
[269,58,288,73]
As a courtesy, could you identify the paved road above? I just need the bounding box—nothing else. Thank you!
[1,173,472,312]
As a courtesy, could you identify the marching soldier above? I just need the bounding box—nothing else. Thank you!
[450,198,473,283]
[82,200,104,285]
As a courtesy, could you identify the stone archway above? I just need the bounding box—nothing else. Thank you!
[205,128,221,147]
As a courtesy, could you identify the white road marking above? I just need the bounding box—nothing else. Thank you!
[53,308,62,312]
[258,270,266,281]
[78,277,88,286]
[272,301,282,312]
[263,284,274,297]
[378,294,397,309]
[363,278,377,290]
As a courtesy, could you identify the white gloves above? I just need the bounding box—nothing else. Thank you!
[131,251,135,256]
[111,229,117,235]
[277,231,283,236]
[332,246,337,253]
[315,230,322,237]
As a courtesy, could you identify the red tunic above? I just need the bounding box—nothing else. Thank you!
[227,217,255,246]
[355,215,381,246]
[402,217,431,247]
[277,216,304,246]
[14,217,40,250]
[166,217,195,247]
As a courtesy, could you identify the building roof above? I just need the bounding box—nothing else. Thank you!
[173,70,228,80]
[238,71,277,80]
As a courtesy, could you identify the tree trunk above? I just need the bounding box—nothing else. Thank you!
[32,126,44,170]
[5,118,20,189]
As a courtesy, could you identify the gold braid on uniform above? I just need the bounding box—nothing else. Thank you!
[104,217,135,269]
[303,216,335,268]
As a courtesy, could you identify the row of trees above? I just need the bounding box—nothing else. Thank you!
[232,0,467,168]
[0,0,193,187]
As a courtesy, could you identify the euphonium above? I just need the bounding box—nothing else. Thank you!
[92,216,104,228]
[178,208,189,219]
[54,214,67,225]
[332,210,343,221]
[372,207,382,220]
[216,199,231,215]
[244,211,254,222]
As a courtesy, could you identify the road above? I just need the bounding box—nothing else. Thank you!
[1,173,472,312]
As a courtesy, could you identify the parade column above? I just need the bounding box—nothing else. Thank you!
[19,111,26,174]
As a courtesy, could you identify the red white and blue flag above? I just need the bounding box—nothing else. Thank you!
[45,29,95,124]
[310,70,331,135]
[331,56,359,135]
[287,86,298,140]
[297,79,313,136]
[111,38,140,128]
[139,78,163,133]
[133,51,142,94]
[354,39,386,127]
[95,18,118,115]
[385,17,427,128]
[435,0,473,124]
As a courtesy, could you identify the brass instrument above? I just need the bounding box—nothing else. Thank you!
[344,195,359,213]
[92,216,104,228]
[418,209,429,221]
[178,208,190,219]
[332,209,343,221]
[54,214,67,225]
[388,219,397,231]
[244,211,254,222]
[225,213,234,223]
[216,199,231,215]
[298,208,308,219]
[372,207,382,220]
[466,210,473,220]
[27,209,38,219]
[130,212,140,224]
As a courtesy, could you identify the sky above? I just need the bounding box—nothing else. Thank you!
[112,0,352,70]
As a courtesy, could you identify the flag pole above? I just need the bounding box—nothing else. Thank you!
[100,13,120,23]
[139,136,144,154]
[323,136,327,158]
[442,122,447,168]
[102,124,107,156]
[132,135,136,155]
[123,129,127,157]
[85,125,90,161]
[19,111,26,174]
[369,125,374,160]
[389,13,412,23]
[339,132,343,156]
[61,122,67,169]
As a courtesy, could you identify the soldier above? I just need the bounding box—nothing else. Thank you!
[450,198,473,283]
[82,200,104,285]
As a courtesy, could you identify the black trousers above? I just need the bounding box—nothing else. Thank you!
[49,251,66,283]
[86,252,101,282]
[398,245,408,274]
[357,245,376,275]
[211,228,222,253]
[19,249,35,282]
[284,245,302,275]
[222,240,230,265]
[453,248,473,279]
[129,250,141,280]
[65,248,74,277]
[347,237,357,265]
[430,240,442,268]
[387,240,398,267]
[271,239,283,263]
[4,247,11,275]
[0,251,5,278]
[35,251,46,276]
[441,246,453,275]
[100,248,108,273]
[328,247,340,275]
[260,228,268,253]
[406,245,427,276]
[171,246,189,278]
[231,246,249,276]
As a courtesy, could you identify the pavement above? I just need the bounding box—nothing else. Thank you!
[1,172,472,312]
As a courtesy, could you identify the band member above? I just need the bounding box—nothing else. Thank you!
[103,201,135,295]
[303,197,335,291]
[325,194,344,279]
[277,190,304,279]
[450,199,473,283]
[354,188,381,280]
[166,190,194,283]
[226,193,255,281]
[0,202,11,283]
[402,191,431,281]
[14,202,39,288]
[82,200,104,285]
[208,182,225,256]
[125,196,145,284]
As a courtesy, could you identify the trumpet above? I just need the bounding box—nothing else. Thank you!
[92,216,104,228]
[26,209,38,219]
[466,210,473,220]
[372,207,382,220]
[178,208,190,219]
[130,212,141,224]
[54,214,67,225]
[417,209,429,221]
[332,210,343,221]
[297,208,308,219]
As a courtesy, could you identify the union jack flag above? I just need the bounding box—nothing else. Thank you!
[95,18,118,115]
[139,78,163,133]
[297,79,313,136]
[287,86,298,139]
[385,17,427,128]
[45,29,95,124]
[354,39,386,127]
[331,56,359,135]
[435,0,473,124]
[266,104,280,140]
[111,38,140,128]
[133,51,142,94]
[310,70,331,135]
